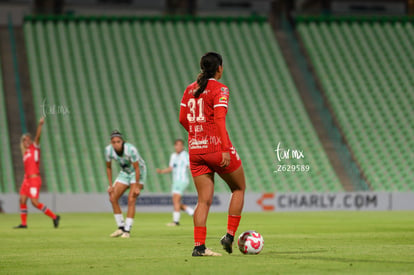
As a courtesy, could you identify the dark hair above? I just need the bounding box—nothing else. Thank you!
[110,130,123,140]
[174,138,185,145]
[194,52,223,98]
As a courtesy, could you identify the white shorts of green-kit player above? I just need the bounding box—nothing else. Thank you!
[168,180,194,227]
[172,180,189,195]
[114,170,146,186]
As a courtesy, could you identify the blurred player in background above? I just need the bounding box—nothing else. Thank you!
[179,52,246,256]
[14,117,60,229]
[156,139,194,226]
[105,130,146,238]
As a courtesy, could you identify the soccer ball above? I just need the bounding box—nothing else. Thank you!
[237,230,264,255]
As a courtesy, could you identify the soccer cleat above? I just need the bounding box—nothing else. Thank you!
[166,222,179,227]
[14,224,27,229]
[121,232,130,238]
[110,229,124,237]
[192,245,222,257]
[220,233,234,254]
[53,215,61,228]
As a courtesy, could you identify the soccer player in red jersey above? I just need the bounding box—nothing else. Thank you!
[179,52,246,256]
[14,117,60,229]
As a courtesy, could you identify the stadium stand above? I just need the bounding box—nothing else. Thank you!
[297,17,414,191]
[23,16,342,193]
[0,59,16,193]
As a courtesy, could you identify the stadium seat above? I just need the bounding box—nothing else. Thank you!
[298,18,414,191]
[0,60,16,193]
[23,16,342,193]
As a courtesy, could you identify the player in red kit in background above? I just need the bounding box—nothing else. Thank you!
[179,52,246,256]
[14,117,60,229]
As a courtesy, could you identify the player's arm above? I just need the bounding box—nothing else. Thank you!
[34,117,45,146]
[157,153,174,174]
[215,107,230,167]
[132,161,143,195]
[179,106,189,132]
[106,161,113,193]
[156,166,173,174]
[179,92,189,132]
[214,89,231,167]
[132,161,141,184]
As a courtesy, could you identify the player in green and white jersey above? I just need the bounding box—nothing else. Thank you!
[105,130,146,238]
[157,139,194,226]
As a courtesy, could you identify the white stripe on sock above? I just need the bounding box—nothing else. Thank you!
[114,214,125,227]
[125,217,134,232]
[173,211,180,223]
[185,207,194,216]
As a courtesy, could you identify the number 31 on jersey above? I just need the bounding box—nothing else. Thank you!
[187,98,206,123]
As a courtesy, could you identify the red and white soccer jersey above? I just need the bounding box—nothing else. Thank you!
[23,143,41,175]
[180,79,233,154]
[179,79,241,176]
[20,143,42,199]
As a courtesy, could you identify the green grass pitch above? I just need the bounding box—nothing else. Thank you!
[1,211,413,274]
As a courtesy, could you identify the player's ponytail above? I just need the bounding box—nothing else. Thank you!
[194,52,223,98]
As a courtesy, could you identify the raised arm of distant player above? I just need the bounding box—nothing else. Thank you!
[34,117,45,146]
[156,166,173,174]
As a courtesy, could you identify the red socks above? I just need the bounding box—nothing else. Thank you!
[36,203,57,219]
[227,215,241,236]
[19,203,56,225]
[194,226,207,246]
[20,204,27,226]
[193,215,241,246]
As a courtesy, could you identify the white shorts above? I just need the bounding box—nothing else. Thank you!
[172,180,189,195]
[115,171,146,186]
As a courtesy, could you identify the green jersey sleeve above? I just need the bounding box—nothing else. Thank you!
[129,144,139,163]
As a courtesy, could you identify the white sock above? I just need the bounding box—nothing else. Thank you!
[125,217,134,232]
[185,207,194,216]
[173,211,180,223]
[114,214,125,228]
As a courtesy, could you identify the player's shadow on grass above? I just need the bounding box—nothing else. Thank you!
[273,252,414,265]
